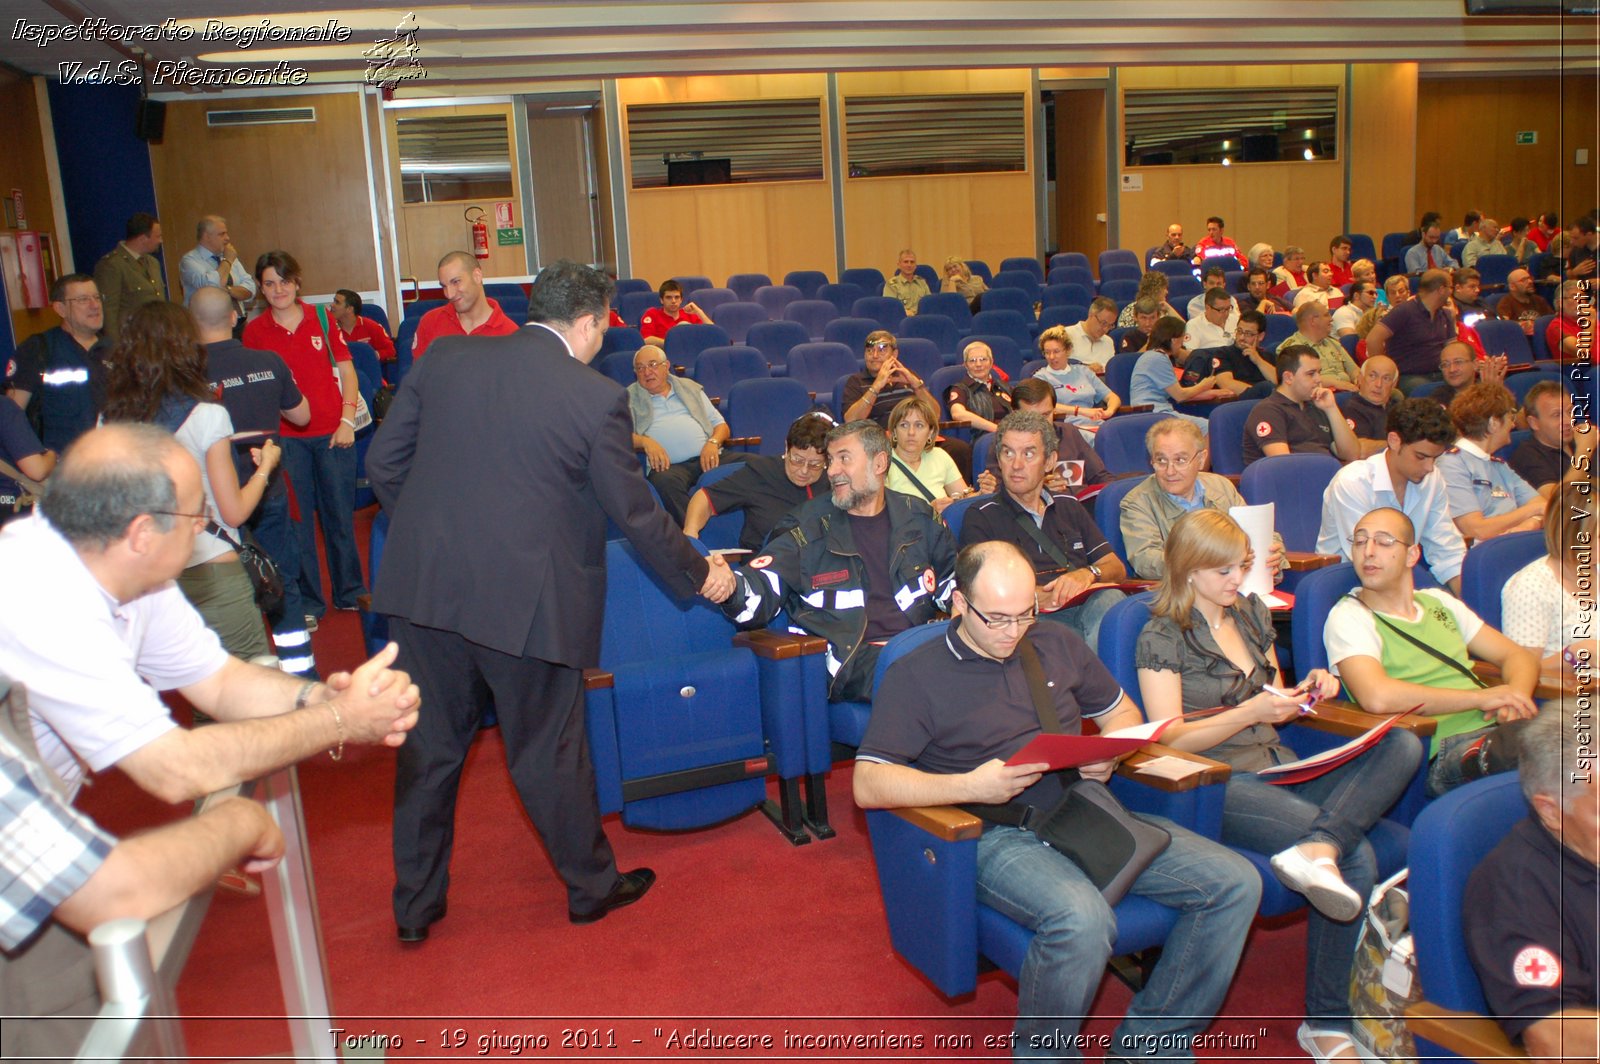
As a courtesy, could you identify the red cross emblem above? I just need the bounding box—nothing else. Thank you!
[1513,946,1560,988]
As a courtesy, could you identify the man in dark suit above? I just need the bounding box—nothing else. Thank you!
[368,261,736,941]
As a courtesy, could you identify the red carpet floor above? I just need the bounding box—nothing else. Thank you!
[74,508,1322,1061]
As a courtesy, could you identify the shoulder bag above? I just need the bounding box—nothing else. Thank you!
[965,635,1171,903]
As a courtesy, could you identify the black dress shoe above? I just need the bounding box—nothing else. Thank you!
[396,902,445,943]
[568,868,656,924]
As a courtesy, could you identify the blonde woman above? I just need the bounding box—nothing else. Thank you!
[885,395,971,513]
[1033,325,1119,439]
[940,256,988,309]
[1116,271,1181,326]
[1137,509,1421,1064]
[1247,242,1276,272]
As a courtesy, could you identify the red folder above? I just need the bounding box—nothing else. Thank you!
[1255,705,1423,785]
[1005,717,1177,771]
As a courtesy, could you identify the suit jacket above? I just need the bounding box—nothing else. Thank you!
[367,323,710,665]
[92,245,165,342]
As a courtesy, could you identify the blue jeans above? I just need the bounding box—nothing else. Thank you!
[976,819,1260,1063]
[1426,724,1508,797]
[279,435,365,618]
[1220,729,1423,1030]
[246,485,317,677]
[1043,587,1124,654]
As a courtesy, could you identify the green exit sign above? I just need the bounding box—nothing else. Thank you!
[1515,131,1538,145]
[496,227,524,246]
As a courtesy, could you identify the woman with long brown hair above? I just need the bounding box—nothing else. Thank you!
[104,301,280,658]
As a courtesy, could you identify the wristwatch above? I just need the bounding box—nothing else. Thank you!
[1088,563,1103,579]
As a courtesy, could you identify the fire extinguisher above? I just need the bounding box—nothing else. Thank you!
[465,206,489,260]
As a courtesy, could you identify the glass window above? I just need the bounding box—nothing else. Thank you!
[1123,87,1339,166]
[627,99,825,189]
[845,93,1026,178]
[398,113,514,204]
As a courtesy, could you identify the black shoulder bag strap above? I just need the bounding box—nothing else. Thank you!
[1356,592,1488,689]
[1011,506,1077,573]
[961,635,1075,828]
[889,455,938,503]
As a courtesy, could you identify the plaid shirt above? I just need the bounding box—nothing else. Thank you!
[0,726,113,950]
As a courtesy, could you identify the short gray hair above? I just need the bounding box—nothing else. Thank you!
[827,419,889,463]
[528,260,615,330]
[1518,706,1586,809]
[39,424,181,549]
[995,409,1056,455]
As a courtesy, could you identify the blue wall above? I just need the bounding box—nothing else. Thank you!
[46,82,159,278]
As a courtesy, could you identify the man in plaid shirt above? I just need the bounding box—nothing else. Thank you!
[1,674,283,1059]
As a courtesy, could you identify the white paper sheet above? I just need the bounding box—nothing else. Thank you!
[1229,502,1280,604]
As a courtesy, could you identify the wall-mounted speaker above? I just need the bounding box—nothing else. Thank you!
[136,99,166,143]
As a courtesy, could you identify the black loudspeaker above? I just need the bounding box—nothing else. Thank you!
[136,99,166,143]
[1241,133,1279,162]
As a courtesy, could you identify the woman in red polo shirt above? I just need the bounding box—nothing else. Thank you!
[242,250,366,627]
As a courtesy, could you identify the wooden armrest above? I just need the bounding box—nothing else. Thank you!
[732,629,829,659]
[1297,698,1438,737]
[1114,404,1154,415]
[1472,660,1567,700]
[1404,1001,1526,1061]
[1220,473,1241,486]
[1117,743,1231,790]
[888,804,984,842]
[939,420,964,432]
[582,668,614,691]
[725,435,761,448]
[1284,551,1342,572]
[356,592,373,614]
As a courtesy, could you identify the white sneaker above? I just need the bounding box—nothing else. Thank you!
[1270,846,1362,922]
[1295,1023,1360,1063]
[304,614,319,633]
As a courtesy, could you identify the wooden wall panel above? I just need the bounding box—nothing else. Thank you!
[1054,87,1108,260]
[1116,64,1345,256]
[150,91,378,297]
[1561,77,1599,226]
[843,172,1034,274]
[1348,63,1417,242]
[629,181,835,288]
[1416,77,1569,232]
[1,73,63,342]
[1118,161,1344,261]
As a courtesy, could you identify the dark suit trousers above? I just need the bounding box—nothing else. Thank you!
[390,618,619,924]
[647,458,704,525]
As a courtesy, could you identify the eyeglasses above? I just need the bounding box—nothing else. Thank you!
[868,341,896,352]
[65,294,103,305]
[1151,453,1197,471]
[965,601,1038,631]
[784,452,826,472]
[1350,532,1412,549]
[152,509,208,529]
[964,356,992,366]
[636,359,668,371]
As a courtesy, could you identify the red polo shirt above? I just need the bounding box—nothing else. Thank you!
[413,297,519,359]
[638,306,705,342]
[338,314,396,361]
[241,302,352,438]
[1547,314,1587,362]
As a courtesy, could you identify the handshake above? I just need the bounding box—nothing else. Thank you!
[699,552,737,603]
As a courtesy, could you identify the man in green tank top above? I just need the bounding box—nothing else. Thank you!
[1323,506,1541,796]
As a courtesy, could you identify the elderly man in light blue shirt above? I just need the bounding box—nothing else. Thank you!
[1316,397,1466,592]
[628,344,732,524]
[179,215,257,307]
